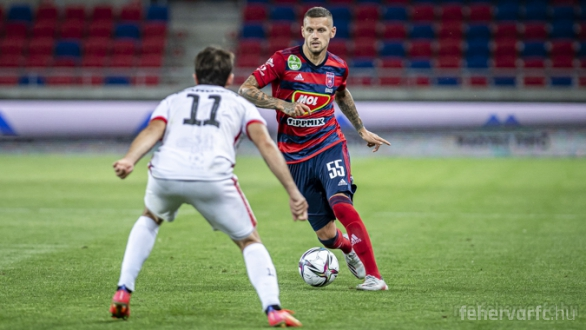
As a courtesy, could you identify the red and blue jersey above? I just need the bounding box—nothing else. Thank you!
[252,46,349,164]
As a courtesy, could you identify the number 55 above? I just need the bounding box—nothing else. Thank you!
[326,160,345,179]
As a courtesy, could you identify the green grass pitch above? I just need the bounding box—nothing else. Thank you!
[0,155,584,329]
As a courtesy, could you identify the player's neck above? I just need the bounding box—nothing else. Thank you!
[302,45,327,66]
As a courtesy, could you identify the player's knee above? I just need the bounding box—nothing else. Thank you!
[142,208,163,225]
[329,194,352,209]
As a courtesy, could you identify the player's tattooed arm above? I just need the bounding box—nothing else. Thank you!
[238,76,309,117]
[335,88,391,152]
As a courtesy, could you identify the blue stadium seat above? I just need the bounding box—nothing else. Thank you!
[493,77,516,86]
[550,21,575,39]
[466,55,489,68]
[522,41,546,57]
[578,42,586,57]
[8,4,33,22]
[55,41,81,58]
[330,6,353,22]
[352,59,375,68]
[115,23,141,39]
[146,5,169,21]
[409,59,432,69]
[466,24,491,41]
[410,24,435,40]
[466,40,490,57]
[580,4,586,20]
[270,5,296,22]
[524,2,548,21]
[380,42,406,57]
[241,23,265,39]
[382,6,407,21]
[334,21,351,39]
[436,77,460,86]
[104,76,131,85]
[551,6,574,21]
[550,77,572,86]
[19,76,45,85]
[495,3,519,21]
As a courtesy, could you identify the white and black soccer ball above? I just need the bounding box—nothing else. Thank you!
[298,247,339,287]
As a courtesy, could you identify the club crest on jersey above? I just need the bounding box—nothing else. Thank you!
[326,72,335,88]
[291,91,331,112]
[287,55,302,70]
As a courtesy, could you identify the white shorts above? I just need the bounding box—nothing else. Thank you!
[144,173,257,240]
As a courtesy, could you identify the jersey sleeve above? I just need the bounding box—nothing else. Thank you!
[338,64,349,93]
[241,101,267,138]
[150,96,170,123]
[251,52,285,89]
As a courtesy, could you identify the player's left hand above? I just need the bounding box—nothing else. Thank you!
[113,159,134,179]
[358,128,391,152]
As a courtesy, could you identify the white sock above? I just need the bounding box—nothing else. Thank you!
[242,243,281,311]
[117,216,160,292]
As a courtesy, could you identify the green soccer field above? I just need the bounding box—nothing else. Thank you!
[0,155,584,330]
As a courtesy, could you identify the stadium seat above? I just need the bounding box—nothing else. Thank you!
[550,56,574,68]
[0,54,22,68]
[468,76,488,86]
[92,5,114,22]
[140,38,166,55]
[31,20,57,39]
[522,23,547,41]
[268,22,294,40]
[437,40,462,56]
[352,58,376,68]
[410,24,435,40]
[55,40,82,58]
[142,22,167,39]
[578,23,586,41]
[146,5,168,21]
[382,5,408,21]
[328,40,350,58]
[551,5,574,20]
[437,22,463,40]
[132,75,160,86]
[120,4,143,22]
[104,76,131,85]
[353,22,378,39]
[493,76,516,86]
[353,39,378,58]
[64,5,86,21]
[84,37,111,57]
[267,37,292,55]
[408,40,434,58]
[329,6,353,22]
[5,22,29,38]
[410,4,435,22]
[466,24,491,42]
[46,75,80,86]
[493,23,518,40]
[0,38,26,56]
[87,21,113,38]
[550,41,575,57]
[112,39,137,56]
[36,3,58,22]
[60,21,85,39]
[380,41,406,57]
[550,21,575,39]
[355,5,380,22]
[578,42,586,57]
[466,39,490,57]
[28,38,54,56]
[381,22,407,40]
[467,4,492,23]
[494,39,518,57]
[334,21,351,39]
[25,55,52,68]
[0,75,19,85]
[439,4,463,22]
[550,76,572,86]
[436,76,461,86]
[82,54,107,68]
[271,5,297,22]
[53,57,79,68]
[19,75,46,85]
[241,23,265,39]
[495,3,519,21]
[109,55,135,68]
[493,55,517,68]
[523,76,546,87]
[243,4,267,22]
[115,23,141,40]
[379,57,404,68]
[522,41,547,57]
[524,1,548,21]
[436,56,462,68]
[409,59,432,69]
[138,54,163,67]
[236,39,264,57]
[8,4,33,22]
[522,57,546,68]
[466,55,489,68]
[235,53,262,68]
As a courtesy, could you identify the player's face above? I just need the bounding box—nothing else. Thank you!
[301,16,336,55]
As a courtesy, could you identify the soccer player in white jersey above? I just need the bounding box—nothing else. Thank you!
[109,46,307,328]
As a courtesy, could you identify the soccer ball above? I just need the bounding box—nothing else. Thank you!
[298,247,339,287]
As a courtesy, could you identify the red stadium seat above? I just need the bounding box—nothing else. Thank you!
[140,38,166,55]
[109,54,135,68]
[236,53,262,68]
[409,76,431,86]
[46,75,80,85]
[549,41,575,57]
[437,22,463,40]
[493,39,518,57]
[28,38,54,56]
[467,4,492,23]
[379,76,404,86]
[550,56,574,68]
[5,22,29,38]
[0,75,19,85]
[493,23,518,40]
[142,22,167,39]
[353,22,378,39]
[84,37,111,57]
[120,4,143,22]
[0,55,22,68]
[31,20,57,39]
[522,58,546,68]
[523,76,546,87]
[25,55,53,67]
[355,5,380,22]
[92,5,114,22]
[437,40,462,56]
[36,3,58,22]
[133,75,160,86]
[81,54,107,68]
[411,4,435,22]
[379,57,404,68]
[328,40,350,58]
[436,56,461,68]
[579,77,586,87]
[0,38,26,55]
[408,40,434,58]
[468,76,488,86]
[493,55,517,68]
[439,4,463,22]
[243,4,268,23]
[53,57,79,67]
[267,38,292,55]
[64,5,86,21]
[60,20,85,39]
[87,20,112,38]
[268,22,294,40]
[138,54,163,67]
[236,39,264,57]
[381,22,407,41]
[522,23,547,41]
[112,39,137,56]
[353,39,378,58]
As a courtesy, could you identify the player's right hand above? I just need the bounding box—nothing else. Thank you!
[112,159,134,179]
[280,101,311,117]
[289,191,308,221]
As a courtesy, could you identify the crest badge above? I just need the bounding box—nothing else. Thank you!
[326,72,335,88]
[287,55,302,70]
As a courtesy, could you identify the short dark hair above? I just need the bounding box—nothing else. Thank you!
[194,46,234,86]
[304,7,333,22]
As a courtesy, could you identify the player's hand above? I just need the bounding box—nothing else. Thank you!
[279,101,310,117]
[112,159,134,179]
[289,191,308,221]
[358,128,391,152]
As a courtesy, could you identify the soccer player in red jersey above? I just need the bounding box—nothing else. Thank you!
[239,7,391,290]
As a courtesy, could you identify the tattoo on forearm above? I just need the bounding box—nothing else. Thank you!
[336,90,364,132]
[239,76,297,115]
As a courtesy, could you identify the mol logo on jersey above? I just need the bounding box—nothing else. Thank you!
[291,91,331,113]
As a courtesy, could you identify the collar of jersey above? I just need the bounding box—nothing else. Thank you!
[298,45,329,69]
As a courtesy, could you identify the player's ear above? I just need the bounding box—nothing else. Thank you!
[225,73,234,87]
[330,26,336,38]
[193,74,198,84]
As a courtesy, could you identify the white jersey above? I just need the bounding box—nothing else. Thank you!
[148,85,266,180]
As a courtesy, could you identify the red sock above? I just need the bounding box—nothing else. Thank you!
[332,200,382,279]
[333,228,352,254]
